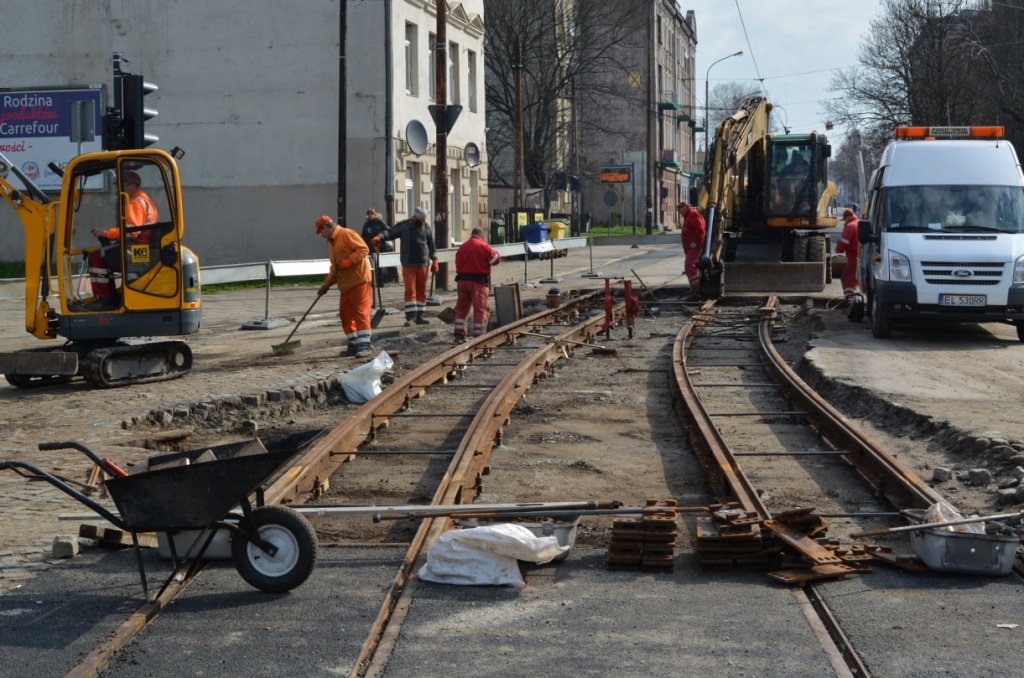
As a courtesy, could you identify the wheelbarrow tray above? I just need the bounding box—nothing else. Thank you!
[104,430,322,533]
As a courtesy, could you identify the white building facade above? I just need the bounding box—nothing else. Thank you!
[0,0,487,266]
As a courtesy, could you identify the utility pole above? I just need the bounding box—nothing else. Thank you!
[384,0,395,225]
[513,34,525,209]
[645,2,654,235]
[338,1,347,226]
[434,0,450,287]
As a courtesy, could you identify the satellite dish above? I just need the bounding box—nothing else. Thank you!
[406,120,428,156]
[464,142,481,168]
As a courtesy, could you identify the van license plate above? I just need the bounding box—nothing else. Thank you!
[939,294,985,307]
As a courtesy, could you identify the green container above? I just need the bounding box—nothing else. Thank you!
[490,219,506,245]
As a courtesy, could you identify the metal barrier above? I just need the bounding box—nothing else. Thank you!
[209,237,591,329]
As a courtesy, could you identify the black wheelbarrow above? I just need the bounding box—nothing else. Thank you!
[0,429,324,599]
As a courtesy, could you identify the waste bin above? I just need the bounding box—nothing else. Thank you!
[521,223,549,243]
[544,220,567,240]
[490,219,506,245]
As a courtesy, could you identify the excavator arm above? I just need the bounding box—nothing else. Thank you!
[0,153,60,341]
[697,96,772,277]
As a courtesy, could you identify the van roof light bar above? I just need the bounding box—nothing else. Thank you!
[896,126,1004,140]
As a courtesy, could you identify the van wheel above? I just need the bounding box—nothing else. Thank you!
[1016,323,1024,343]
[871,292,892,338]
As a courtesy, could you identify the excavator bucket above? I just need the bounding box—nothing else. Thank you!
[0,351,79,376]
[723,261,826,293]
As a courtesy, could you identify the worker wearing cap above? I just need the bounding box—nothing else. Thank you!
[835,208,860,301]
[373,206,437,326]
[453,227,501,343]
[79,169,158,311]
[677,201,706,296]
[315,215,374,357]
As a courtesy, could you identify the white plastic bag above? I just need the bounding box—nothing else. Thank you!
[923,501,985,534]
[340,350,393,403]
[417,523,569,586]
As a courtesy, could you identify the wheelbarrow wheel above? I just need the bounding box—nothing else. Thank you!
[231,506,319,593]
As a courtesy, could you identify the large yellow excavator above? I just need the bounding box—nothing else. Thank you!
[0,148,201,388]
[697,96,838,297]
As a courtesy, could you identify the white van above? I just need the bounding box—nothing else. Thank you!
[858,126,1024,340]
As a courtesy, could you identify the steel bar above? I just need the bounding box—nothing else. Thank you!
[851,510,1024,539]
[732,451,850,456]
[295,501,605,518]
[355,449,457,455]
[375,506,696,522]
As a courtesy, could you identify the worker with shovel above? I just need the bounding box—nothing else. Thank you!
[315,215,374,358]
[373,206,437,327]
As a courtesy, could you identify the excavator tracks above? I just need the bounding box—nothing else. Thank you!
[79,341,193,388]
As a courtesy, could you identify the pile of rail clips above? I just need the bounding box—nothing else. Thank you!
[695,503,879,584]
[605,499,677,572]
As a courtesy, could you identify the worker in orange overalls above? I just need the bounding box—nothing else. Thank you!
[835,208,863,321]
[453,227,501,343]
[678,201,706,296]
[80,170,158,311]
[315,215,374,357]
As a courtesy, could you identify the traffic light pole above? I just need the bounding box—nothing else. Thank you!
[433,0,449,289]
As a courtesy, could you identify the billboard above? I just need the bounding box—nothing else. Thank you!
[0,87,104,191]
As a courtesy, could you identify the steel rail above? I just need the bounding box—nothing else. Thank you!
[756,305,947,511]
[670,299,768,516]
[64,289,614,678]
[353,298,619,678]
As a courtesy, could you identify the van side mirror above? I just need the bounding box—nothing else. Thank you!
[857,219,878,245]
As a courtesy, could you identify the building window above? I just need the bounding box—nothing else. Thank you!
[405,23,418,95]
[428,33,436,101]
[468,50,477,112]
[449,42,460,105]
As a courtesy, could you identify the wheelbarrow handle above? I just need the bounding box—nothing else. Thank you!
[39,441,126,477]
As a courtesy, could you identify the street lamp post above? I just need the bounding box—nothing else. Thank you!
[704,51,743,150]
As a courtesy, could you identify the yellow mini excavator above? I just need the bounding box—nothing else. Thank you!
[0,148,201,388]
[697,96,839,297]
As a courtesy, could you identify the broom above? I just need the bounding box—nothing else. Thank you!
[272,292,323,356]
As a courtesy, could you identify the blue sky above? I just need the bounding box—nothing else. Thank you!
[685,0,883,144]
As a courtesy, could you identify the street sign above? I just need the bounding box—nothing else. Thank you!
[603,189,618,207]
[601,166,632,183]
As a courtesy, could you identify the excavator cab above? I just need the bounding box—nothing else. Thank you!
[765,137,834,226]
[62,155,186,314]
[0,148,201,388]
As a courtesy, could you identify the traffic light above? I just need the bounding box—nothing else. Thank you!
[121,74,159,149]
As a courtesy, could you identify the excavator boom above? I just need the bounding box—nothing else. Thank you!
[696,96,838,297]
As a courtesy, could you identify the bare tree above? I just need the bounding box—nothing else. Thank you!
[966,0,1024,148]
[706,81,764,144]
[825,0,984,157]
[484,0,647,193]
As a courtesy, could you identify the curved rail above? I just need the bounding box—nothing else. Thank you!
[65,289,623,678]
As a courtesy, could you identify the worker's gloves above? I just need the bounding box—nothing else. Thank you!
[318,284,330,297]
[340,259,353,270]
[372,235,382,252]
[431,258,439,273]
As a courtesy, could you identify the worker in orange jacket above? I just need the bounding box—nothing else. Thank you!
[678,201,706,296]
[80,170,158,311]
[835,208,864,321]
[315,215,374,357]
[453,227,501,343]
[835,208,860,299]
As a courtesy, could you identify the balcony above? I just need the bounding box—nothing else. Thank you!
[658,90,680,112]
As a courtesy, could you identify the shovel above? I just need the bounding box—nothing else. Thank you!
[426,263,442,306]
[371,249,386,329]
[272,293,323,356]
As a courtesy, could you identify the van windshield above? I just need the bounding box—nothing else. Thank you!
[883,185,1024,234]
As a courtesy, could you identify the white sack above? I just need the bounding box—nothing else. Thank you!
[923,501,985,534]
[340,351,393,403]
[417,523,569,586]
